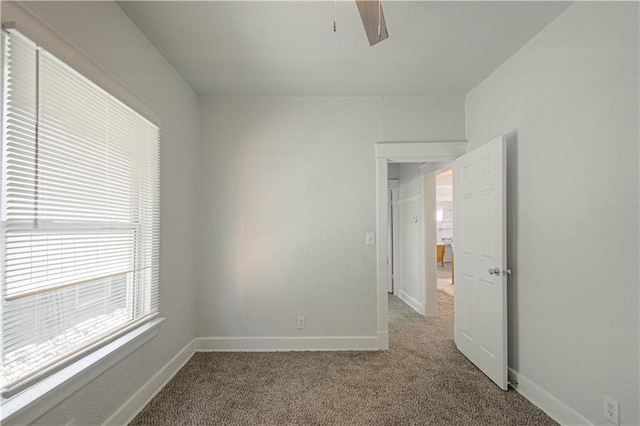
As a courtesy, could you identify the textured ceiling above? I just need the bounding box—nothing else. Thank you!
[118,1,571,97]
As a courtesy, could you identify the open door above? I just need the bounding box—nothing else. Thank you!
[453,135,509,390]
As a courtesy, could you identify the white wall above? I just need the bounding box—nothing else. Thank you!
[2,2,201,424]
[198,98,465,342]
[466,3,639,424]
[396,163,425,314]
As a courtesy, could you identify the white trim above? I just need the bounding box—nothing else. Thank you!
[508,368,593,426]
[387,182,399,296]
[422,172,439,318]
[389,185,400,297]
[376,332,389,350]
[397,194,422,205]
[197,95,466,105]
[196,336,383,352]
[419,174,426,315]
[104,340,196,426]
[1,2,161,126]
[376,158,390,344]
[397,290,425,315]
[375,142,467,161]
[386,185,396,295]
[1,318,164,426]
[390,156,459,164]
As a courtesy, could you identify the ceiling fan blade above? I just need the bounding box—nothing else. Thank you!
[355,0,389,46]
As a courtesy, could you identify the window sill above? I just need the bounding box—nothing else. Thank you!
[1,317,165,426]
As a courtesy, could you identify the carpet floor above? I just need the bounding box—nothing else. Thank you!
[131,294,556,425]
[437,263,452,280]
[437,281,455,297]
[437,263,454,296]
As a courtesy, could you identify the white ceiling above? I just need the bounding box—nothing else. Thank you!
[118,1,571,97]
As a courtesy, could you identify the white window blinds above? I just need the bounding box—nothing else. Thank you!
[1,29,160,393]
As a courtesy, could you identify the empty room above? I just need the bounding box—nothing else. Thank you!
[0,1,638,425]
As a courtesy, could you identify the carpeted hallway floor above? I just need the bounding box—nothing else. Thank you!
[131,293,556,425]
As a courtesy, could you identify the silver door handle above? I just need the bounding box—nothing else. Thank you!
[488,267,500,275]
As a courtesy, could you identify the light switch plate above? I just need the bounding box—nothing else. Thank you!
[365,232,375,246]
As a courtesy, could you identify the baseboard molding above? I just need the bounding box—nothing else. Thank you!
[377,331,389,350]
[104,340,195,426]
[398,290,425,315]
[196,335,383,352]
[508,368,593,426]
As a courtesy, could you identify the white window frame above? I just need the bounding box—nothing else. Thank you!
[0,3,164,424]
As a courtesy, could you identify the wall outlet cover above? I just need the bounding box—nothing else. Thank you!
[296,315,306,329]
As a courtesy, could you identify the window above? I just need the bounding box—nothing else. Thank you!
[0,29,160,395]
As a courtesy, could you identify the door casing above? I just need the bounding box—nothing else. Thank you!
[374,142,467,349]
[388,180,399,295]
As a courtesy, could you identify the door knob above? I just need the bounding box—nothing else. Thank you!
[488,267,500,275]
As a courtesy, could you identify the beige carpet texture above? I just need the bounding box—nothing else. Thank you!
[131,293,556,425]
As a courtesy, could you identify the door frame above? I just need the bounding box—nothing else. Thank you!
[387,180,399,295]
[374,142,467,349]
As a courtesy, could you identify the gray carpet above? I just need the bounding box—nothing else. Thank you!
[131,294,556,425]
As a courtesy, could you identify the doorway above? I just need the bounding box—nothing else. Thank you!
[373,141,467,350]
[387,163,457,319]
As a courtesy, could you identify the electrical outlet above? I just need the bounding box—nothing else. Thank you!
[297,315,306,329]
[603,396,619,425]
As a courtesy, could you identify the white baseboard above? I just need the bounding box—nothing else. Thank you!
[377,331,389,350]
[196,335,383,352]
[398,290,425,315]
[508,368,593,426]
[104,340,195,426]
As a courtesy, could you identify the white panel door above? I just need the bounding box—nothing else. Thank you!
[453,135,508,390]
